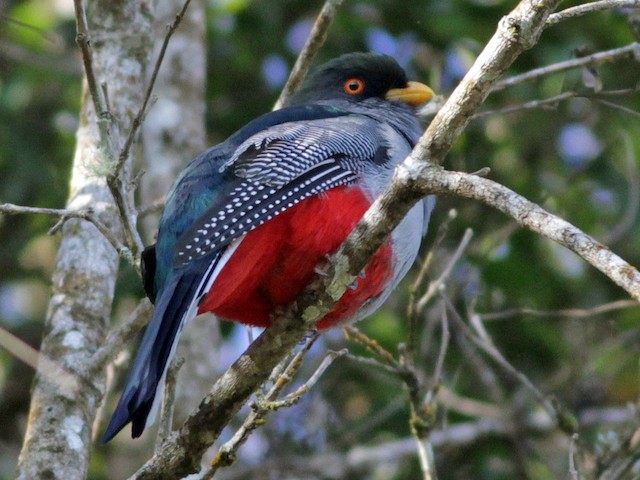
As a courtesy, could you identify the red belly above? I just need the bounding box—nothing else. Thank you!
[197,186,393,330]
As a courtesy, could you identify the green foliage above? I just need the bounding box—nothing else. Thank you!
[1,0,639,479]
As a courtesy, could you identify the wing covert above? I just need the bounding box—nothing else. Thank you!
[173,115,394,268]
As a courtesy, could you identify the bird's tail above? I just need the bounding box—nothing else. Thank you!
[101,271,201,443]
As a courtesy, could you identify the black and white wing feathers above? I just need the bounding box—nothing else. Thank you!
[173,115,392,268]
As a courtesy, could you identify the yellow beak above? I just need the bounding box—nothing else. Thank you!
[386,81,435,106]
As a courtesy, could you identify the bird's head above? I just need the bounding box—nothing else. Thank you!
[289,52,434,108]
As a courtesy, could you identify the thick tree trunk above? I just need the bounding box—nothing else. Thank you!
[16,2,154,478]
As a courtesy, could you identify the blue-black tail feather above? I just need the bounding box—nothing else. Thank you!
[101,270,201,443]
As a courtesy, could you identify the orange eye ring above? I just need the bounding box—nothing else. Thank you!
[344,78,365,95]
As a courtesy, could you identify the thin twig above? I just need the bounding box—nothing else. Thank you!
[72,0,146,267]
[569,433,581,480]
[407,209,459,355]
[603,133,640,244]
[0,202,127,257]
[491,43,640,92]
[414,309,450,480]
[273,0,344,109]
[341,352,400,375]
[452,323,506,405]
[116,0,193,177]
[346,323,441,479]
[425,306,450,404]
[267,348,347,408]
[0,40,81,75]
[263,331,317,390]
[108,0,193,263]
[547,0,640,26]
[476,90,577,117]
[343,326,397,367]
[0,325,78,397]
[347,317,443,479]
[477,86,640,119]
[1,14,64,45]
[206,334,323,477]
[478,299,639,321]
[414,438,436,480]
[266,331,320,396]
[89,299,153,373]
[437,387,504,419]
[73,0,109,121]
[155,357,185,454]
[595,97,640,118]
[442,293,560,424]
[105,177,142,266]
[416,228,474,313]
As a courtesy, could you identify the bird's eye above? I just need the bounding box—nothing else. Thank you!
[344,78,365,95]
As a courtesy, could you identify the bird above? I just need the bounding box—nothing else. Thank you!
[101,52,435,443]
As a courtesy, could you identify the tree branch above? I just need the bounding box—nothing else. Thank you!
[130,1,564,477]
[117,0,193,178]
[15,1,155,478]
[215,406,636,479]
[0,325,78,398]
[420,168,640,300]
[491,42,640,92]
[477,298,639,321]
[73,0,110,130]
[89,299,153,374]
[416,228,474,313]
[0,202,127,257]
[474,88,640,118]
[547,0,640,26]
[273,0,344,109]
[73,0,143,266]
[205,334,329,478]
[444,293,560,422]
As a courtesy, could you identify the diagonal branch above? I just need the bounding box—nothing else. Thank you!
[411,0,562,164]
[130,0,564,477]
[419,168,640,300]
[116,0,193,178]
[73,0,112,134]
[478,298,639,321]
[73,0,140,265]
[273,0,344,109]
[74,0,193,266]
[107,0,194,265]
[474,88,640,118]
[0,325,78,398]
[491,42,640,92]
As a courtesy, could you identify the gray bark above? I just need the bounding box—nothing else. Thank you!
[140,0,206,240]
[15,1,154,478]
